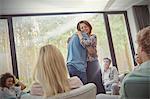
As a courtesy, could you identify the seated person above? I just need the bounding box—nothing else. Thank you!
[0,72,25,99]
[133,53,142,71]
[30,44,83,97]
[102,58,119,95]
[120,26,150,99]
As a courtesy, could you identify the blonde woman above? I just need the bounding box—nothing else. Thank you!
[30,44,83,98]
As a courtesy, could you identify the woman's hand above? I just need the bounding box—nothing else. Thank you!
[77,31,82,35]
[77,31,83,40]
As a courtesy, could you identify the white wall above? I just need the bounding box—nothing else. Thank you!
[127,7,138,51]
[126,0,150,52]
[0,1,2,15]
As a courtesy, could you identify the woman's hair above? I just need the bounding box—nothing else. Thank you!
[0,72,15,88]
[77,20,92,34]
[137,26,150,58]
[33,44,70,97]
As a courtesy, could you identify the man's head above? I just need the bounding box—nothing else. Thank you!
[103,58,111,70]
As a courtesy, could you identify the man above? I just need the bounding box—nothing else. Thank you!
[102,58,119,95]
[67,32,89,84]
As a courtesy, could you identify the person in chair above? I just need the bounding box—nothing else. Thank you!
[102,58,119,95]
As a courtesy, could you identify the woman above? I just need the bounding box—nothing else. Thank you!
[0,73,23,99]
[31,44,83,98]
[120,26,150,99]
[76,20,106,94]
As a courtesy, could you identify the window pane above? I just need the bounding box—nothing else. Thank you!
[108,14,134,73]
[0,19,12,75]
[13,13,111,89]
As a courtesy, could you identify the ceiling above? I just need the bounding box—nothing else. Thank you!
[0,0,149,15]
[106,0,150,11]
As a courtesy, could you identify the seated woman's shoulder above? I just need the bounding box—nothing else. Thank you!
[30,82,43,96]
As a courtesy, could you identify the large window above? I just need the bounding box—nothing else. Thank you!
[108,14,134,73]
[0,12,134,89]
[0,19,12,75]
[12,14,111,89]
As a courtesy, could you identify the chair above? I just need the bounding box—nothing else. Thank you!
[21,83,96,99]
[124,77,150,99]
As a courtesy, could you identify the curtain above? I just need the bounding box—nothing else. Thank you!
[133,5,150,31]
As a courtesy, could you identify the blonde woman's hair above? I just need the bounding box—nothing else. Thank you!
[137,26,150,58]
[33,44,70,97]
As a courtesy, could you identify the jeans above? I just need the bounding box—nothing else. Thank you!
[67,65,87,84]
[104,83,120,95]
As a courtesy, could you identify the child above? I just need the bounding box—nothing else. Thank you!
[0,73,23,99]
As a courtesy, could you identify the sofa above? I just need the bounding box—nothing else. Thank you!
[21,83,96,99]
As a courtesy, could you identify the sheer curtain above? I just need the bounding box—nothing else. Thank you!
[0,19,12,75]
[133,5,150,31]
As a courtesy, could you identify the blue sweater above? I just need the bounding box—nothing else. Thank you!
[67,33,88,72]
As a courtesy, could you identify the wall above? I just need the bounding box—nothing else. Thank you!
[127,7,138,51]
[127,0,150,52]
